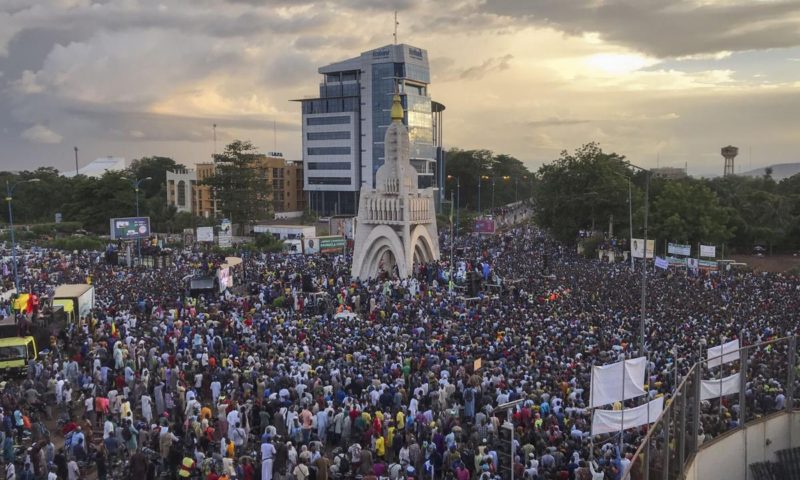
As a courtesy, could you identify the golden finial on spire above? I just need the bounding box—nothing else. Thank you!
[391,93,404,122]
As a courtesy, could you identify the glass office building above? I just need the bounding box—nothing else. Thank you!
[296,44,444,216]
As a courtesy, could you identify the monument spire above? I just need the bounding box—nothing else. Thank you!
[391,93,404,122]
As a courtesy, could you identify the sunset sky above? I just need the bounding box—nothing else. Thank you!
[1,0,799,176]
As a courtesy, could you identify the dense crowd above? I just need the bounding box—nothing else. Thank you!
[0,206,798,480]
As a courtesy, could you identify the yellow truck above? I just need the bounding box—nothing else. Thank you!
[0,336,37,375]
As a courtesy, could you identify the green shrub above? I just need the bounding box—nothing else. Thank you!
[44,236,104,251]
[254,233,284,253]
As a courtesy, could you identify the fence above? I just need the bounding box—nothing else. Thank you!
[626,336,797,480]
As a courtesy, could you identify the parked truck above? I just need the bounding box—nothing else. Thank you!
[52,284,95,323]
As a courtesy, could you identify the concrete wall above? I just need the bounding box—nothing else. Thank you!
[684,411,800,480]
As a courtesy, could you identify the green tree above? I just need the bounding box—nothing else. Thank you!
[444,149,534,211]
[534,143,635,242]
[649,179,734,247]
[128,156,184,198]
[203,140,272,227]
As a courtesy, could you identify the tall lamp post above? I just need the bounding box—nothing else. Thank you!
[123,176,152,263]
[613,172,635,270]
[5,179,41,292]
[625,163,650,359]
[447,175,460,237]
[477,176,482,214]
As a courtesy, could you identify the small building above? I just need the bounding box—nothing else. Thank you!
[166,164,218,218]
[651,167,688,180]
[253,224,316,240]
[166,155,306,219]
[63,156,127,178]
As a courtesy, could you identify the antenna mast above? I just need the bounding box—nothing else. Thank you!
[393,10,399,44]
[213,123,217,157]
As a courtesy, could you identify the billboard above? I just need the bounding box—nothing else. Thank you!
[319,236,346,254]
[668,243,691,256]
[631,238,655,259]
[303,238,320,254]
[218,219,232,248]
[110,217,151,240]
[700,245,716,258]
[474,218,496,234]
[197,226,214,243]
[217,267,231,292]
[329,216,356,240]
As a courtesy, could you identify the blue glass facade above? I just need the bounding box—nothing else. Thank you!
[299,44,442,215]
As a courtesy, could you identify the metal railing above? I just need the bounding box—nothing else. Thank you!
[626,335,798,479]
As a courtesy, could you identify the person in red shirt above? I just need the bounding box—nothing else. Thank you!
[206,465,220,480]
[240,457,255,480]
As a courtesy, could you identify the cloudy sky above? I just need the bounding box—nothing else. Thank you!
[1,0,799,176]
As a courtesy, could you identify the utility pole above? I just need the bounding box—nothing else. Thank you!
[74,147,79,176]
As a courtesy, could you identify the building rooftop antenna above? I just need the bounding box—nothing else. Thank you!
[393,10,399,45]
[213,123,217,157]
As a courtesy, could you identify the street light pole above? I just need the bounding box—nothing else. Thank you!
[640,170,650,358]
[125,176,152,264]
[447,176,460,237]
[491,178,495,211]
[477,177,481,214]
[5,179,40,293]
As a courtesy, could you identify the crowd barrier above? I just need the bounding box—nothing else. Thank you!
[627,336,798,480]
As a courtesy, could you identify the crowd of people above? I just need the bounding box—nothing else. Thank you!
[0,205,798,480]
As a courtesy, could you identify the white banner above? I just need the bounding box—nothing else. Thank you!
[655,257,669,270]
[589,357,647,408]
[707,339,740,369]
[700,372,741,401]
[700,245,716,258]
[592,396,664,436]
[197,226,214,242]
[668,243,691,256]
[631,239,655,259]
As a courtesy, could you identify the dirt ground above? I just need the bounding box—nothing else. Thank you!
[729,254,800,273]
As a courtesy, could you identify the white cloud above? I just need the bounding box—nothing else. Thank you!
[21,124,63,144]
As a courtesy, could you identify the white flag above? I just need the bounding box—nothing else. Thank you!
[591,396,664,436]
[700,245,716,258]
[707,339,740,369]
[700,372,741,401]
[589,357,647,408]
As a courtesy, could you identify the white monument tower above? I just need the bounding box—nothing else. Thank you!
[351,93,440,279]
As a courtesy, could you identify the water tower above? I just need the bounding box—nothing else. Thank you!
[721,145,738,177]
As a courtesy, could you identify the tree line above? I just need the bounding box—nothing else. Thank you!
[534,143,800,254]
[0,140,273,236]
[442,149,536,211]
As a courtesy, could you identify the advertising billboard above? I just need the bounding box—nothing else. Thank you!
[631,238,655,259]
[196,226,214,243]
[668,243,691,256]
[218,219,232,248]
[110,217,151,240]
[319,236,346,254]
[303,238,320,254]
[329,216,356,239]
[474,218,496,234]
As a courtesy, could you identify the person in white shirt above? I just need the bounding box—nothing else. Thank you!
[260,437,277,480]
[67,459,80,480]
